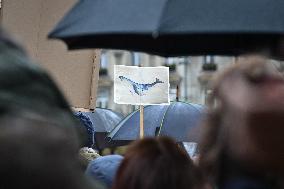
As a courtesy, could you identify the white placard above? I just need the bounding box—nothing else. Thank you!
[114,65,170,105]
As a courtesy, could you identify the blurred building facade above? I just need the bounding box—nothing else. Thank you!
[96,50,235,115]
[2,0,283,116]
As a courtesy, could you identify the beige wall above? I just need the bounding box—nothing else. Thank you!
[1,0,100,109]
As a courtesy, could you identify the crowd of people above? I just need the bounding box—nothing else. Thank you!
[0,27,283,189]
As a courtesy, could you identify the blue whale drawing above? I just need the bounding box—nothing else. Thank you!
[119,76,164,96]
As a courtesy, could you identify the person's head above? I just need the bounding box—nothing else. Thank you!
[199,55,284,182]
[79,147,100,169]
[112,137,201,189]
[0,28,87,147]
[86,154,123,188]
[0,109,95,189]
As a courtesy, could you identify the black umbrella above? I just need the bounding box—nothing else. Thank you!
[83,108,124,133]
[76,108,128,150]
[49,0,284,59]
[108,102,205,142]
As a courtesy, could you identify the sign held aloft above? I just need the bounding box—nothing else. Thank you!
[114,65,170,105]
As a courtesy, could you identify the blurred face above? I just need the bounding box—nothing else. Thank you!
[219,68,284,174]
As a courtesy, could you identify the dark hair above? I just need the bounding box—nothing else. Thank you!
[112,137,201,189]
[0,110,94,189]
[198,56,284,183]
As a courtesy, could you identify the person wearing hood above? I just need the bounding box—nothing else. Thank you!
[85,155,123,188]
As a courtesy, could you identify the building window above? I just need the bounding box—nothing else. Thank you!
[169,88,177,101]
[166,57,186,65]
[133,52,140,66]
[202,56,217,71]
[99,52,108,75]
[204,56,215,64]
[166,58,175,65]
[100,52,108,69]
[96,89,109,108]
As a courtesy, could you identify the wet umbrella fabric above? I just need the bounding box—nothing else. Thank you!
[76,109,126,149]
[108,105,169,140]
[49,0,284,59]
[158,103,204,142]
[108,102,204,142]
[82,108,124,133]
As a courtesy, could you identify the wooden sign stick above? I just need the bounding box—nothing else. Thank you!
[139,105,144,138]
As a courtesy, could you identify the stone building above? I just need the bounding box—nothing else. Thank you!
[1,0,282,115]
[96,50,235,115]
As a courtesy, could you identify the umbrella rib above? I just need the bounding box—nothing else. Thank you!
[107,108,140,139]
[156,105,171,136]
[181,101,204,113]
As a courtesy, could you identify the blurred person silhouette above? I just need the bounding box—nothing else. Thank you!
[74,112,96,148]
[0,28,104,189]
[112,137,203,189]
[74,112,100,170]
[199,56,284,189]
[0,28,87,146]
[0,109,104,189]
[86,154,123,188]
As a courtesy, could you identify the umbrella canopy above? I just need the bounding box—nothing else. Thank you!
[158,102,204,142]
[49,0,284,59]
[80,108,124,133]
[76,108,126,150]
[108,102,205,142]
